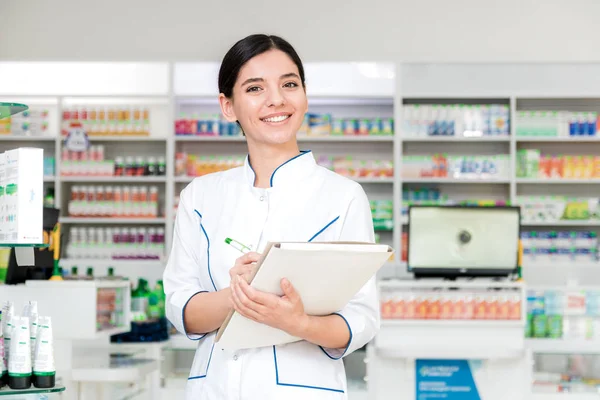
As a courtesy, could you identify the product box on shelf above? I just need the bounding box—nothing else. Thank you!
[402,154,510,180]
[297,113,394,137]
[62,107,150,137]
[0,108,51,137]
[516,110,599,137]
[521,230,599,266]
[517,149,600,179]
[0,148,43,244]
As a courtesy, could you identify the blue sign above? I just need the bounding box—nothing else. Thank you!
[416,359,481,400]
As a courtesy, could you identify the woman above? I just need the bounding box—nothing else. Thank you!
[163,34,380,400]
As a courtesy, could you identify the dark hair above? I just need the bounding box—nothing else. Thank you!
[218,34,306,99]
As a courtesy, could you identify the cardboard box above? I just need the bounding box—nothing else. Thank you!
[3,147,43,244]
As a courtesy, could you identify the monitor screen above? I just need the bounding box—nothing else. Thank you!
[407,206,520,277]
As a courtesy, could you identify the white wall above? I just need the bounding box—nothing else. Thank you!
[1,0,600,63]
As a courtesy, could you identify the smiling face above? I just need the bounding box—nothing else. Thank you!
[219,49,308,146]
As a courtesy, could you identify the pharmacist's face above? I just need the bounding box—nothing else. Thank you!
[221,49,308,145]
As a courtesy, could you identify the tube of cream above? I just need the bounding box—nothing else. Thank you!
[24,301,38,364]
[0,311,6,388]
[33,316,55,388]
[2,301,14,371]
[8,316,32,390]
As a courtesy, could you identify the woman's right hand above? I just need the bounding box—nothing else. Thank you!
[229,252,261,285]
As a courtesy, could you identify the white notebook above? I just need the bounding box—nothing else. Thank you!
[215,241,393,350]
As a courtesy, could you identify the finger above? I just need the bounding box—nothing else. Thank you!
[239,278,278,308]
[234,277,270,314]
[237,251,260,265]
[232,283,264,322]
[280,278,300,302]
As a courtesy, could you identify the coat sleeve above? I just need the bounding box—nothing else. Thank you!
[319,183,381,359]
[163,186,208,340]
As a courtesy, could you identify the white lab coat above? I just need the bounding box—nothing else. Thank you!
[163,150,380,400]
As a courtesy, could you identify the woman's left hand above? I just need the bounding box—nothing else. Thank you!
[230,276,308,338]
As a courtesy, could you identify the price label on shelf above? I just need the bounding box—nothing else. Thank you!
[565,291,586,316]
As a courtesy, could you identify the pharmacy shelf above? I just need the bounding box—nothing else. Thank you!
[59,258,165,267]
[84,135,168,141]
[0,135,57,141]
[375,345,524,360]
[59,217,166,224]
[517,136,600,142]
[526,339,600,354]
[402,136,510,142]
[44,175,55,182]
[521,220,600,226]
[174,135,394,142]
[60,176,167,183]
[531,394,600,400]
[516,178,600,184]
[0,385,66,396]
[382,319,523,328]
[402,177,511,184]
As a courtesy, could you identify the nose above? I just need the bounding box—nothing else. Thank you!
[267,86,285,107]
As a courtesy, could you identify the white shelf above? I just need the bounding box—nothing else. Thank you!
[175,135,244,142]
[84,135,167,141]
[44,175,55,182]
[521,220,600,226]
[402,136,510,142]
[59,258,165,267]
[526,339,600,354]
[517,136,600,142]
[516,178,600,184]
[25,279,131,289]
[353,177,394,184]
[375,345,524,360]
[0,135,57,141]
[402,177,511,184]
[531,393,600,400]
[59,217,166,224]
[60,176,167,183]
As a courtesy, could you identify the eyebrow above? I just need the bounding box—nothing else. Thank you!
[240,72,301,87]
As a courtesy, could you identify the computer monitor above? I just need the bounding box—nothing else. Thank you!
[407,205,520,278]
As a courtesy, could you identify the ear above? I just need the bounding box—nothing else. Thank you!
[219,93,237,122]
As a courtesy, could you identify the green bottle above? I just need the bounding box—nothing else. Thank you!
[86,267,94,280]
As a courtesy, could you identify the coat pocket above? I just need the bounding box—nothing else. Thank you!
[273,341,346,395]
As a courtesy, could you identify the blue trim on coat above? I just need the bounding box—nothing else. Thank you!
[188,342,215,380]
[272,346,344,393]
[318,312,353,360]
[182,291,208,340]
[307,215,340,242]
[269,150,312,187]
[194,209,217,292]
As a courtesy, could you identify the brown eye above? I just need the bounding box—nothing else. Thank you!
[284,82,299,88]
[246,86,261,93]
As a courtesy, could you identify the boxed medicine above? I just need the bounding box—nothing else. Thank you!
[3,147,43,244]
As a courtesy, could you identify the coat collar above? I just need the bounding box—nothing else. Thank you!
[244,150,316,188]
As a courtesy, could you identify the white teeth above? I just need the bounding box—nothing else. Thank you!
[262,115,290,123]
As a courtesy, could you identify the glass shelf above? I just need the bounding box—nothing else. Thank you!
[0,385,65,396]
[0,244,49,248]
[0,103,29,120]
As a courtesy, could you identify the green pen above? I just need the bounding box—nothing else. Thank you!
[225,237,251,254]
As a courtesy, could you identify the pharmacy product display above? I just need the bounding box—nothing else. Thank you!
[517,196,600,223]
[533,362,600,394]
[517,149,600,179]
[402,104,510,137]
[402,154,511,180]
[62,146,166,177]
[130,279,166,321]
[66,226,165,260]
[0,301,55,390]
[521,231,598,266]
[380,286,522,320]
[174,113,394,137]
[401,188,509,220]
[67,185,161,218]
[371,200,393,231]
[43,157,55,178]
[175,114,242,136]
[0,108,51,137]
[0,148,43,245]
[175,153,244,177]
[318,156,393,179]
[298,113,394,137]
[526,289,600,339]
[516,110,600,137]
[62,106,150,136]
